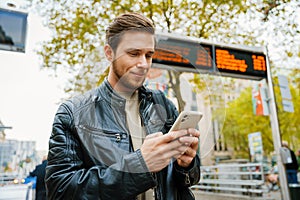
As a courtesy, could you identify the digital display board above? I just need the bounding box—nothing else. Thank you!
[153,34,267,80]
[153,37,213,71]
[215,47,266,79]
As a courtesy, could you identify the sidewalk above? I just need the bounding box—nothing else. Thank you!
[263,190,282,200]
[0,184,33,200]
[193,190,282,200]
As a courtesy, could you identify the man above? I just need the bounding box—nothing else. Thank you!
[282,141,298,184]
[45,13,200,200]
[29,156,47,200]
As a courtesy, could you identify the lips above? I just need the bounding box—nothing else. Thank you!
[130,70,147,77]
[133,72,145,77]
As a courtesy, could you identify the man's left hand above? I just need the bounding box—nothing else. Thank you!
[176,128,200,168]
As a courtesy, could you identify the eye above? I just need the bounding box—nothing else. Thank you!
[146,53,154,59]
[128,51,139,57]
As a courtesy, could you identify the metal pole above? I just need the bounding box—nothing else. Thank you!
[265,47,290,200]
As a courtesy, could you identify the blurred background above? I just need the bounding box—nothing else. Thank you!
[0,0,299,199]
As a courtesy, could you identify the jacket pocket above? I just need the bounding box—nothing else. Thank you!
[76,124,130,166]
[77,124,127,142]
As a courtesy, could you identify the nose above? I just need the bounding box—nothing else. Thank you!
[136,55,149,69]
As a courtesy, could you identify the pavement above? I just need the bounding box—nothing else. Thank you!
[193,189,283,200]
[0,183,33,200]
[0,183,291,200]
[263,190,282,200]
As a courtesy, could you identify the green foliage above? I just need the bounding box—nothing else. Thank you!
[220,87,272,158]
[29,0,248,95]
[219,79,300,158]
[28,0,300,159]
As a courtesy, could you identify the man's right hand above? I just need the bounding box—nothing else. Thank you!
[140,130,197,172]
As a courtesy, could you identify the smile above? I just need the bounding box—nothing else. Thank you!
[131,72,146,77]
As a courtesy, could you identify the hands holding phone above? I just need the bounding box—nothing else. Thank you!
[141,111,201,172]
[140,128,200,172]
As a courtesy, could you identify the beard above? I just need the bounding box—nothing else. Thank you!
[112,62,147,92]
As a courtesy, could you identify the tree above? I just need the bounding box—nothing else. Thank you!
[28,0,300,159]
[219,79,300,158]
[219,87,272,158]
[28,0,248,106]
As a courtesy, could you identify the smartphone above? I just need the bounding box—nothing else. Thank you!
[169,111,203,132]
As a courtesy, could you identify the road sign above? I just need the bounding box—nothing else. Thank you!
[278,75,294,112]
[248,132,263,162]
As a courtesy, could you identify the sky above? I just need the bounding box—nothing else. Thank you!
[0,8,64,151]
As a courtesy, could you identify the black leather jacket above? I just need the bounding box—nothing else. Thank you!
[45,79,200,200]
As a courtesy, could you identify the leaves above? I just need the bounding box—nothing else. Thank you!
[29,0,300,159]
[29,0,250,95]
[219,78,300,158]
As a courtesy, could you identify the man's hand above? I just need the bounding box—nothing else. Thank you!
[176,128,200,168]
[140,128,199,172]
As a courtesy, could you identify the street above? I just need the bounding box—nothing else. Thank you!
[0,184,33,200]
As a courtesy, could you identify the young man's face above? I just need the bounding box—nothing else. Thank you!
[106,31,155,92]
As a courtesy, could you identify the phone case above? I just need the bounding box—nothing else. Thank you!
[169,111,203,132]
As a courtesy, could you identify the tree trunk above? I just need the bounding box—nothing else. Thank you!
[168,71,185,112]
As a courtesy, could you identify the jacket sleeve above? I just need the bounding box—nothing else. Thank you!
[173,155,201,187]
[45,102,156,200]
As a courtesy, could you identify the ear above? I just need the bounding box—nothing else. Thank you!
[104,44,114,62]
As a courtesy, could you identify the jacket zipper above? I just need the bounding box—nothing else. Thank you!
[185,172,191,185]
[78,124,124,142]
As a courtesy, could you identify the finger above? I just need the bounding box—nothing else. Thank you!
[153,146,183,161]
[177,148,196,163]
[178,135,197,146]
[178,146,192,157]
[166,139,188,151]
[189,137,199,150]
[177,155,194,167]
[187,128,200,137]
[160,130,189,143]
[182,147,197,158]
[177,157,189,167]
[163,138,197,159]
[160,141,190,159]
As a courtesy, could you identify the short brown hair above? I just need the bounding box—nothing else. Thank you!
[105,13,155,52]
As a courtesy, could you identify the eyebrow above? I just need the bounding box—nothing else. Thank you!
[126,48,155,54]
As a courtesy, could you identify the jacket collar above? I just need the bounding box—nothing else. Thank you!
[97,78,153,102]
